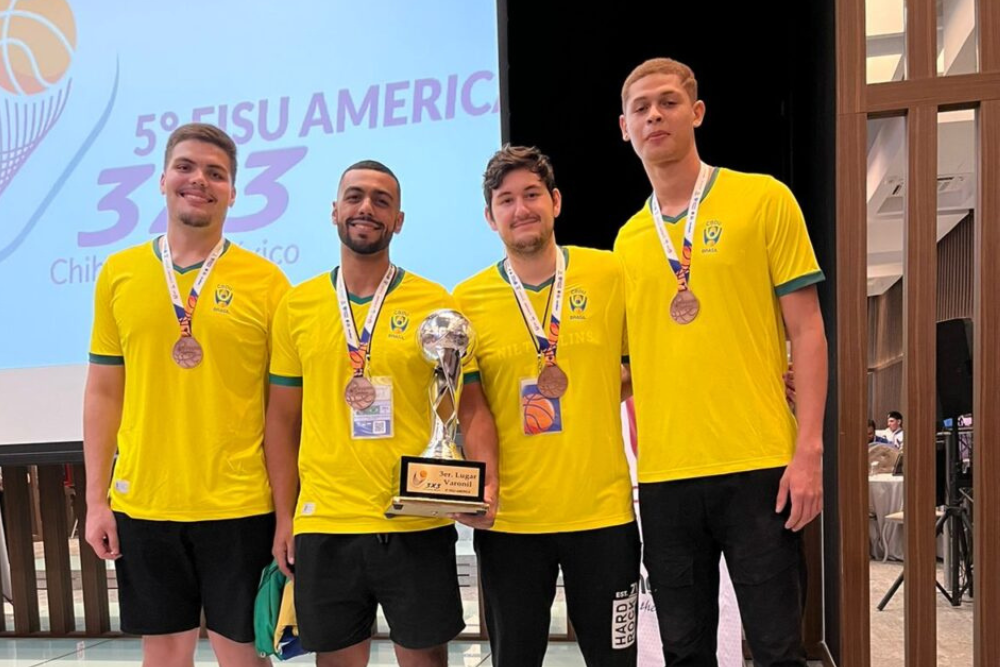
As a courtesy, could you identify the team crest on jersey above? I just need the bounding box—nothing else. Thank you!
[389,310,410,338]
[569,288,588,320]
[213,284,234,313]
[702,220,723,253]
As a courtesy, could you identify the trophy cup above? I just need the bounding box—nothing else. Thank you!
[385,309,489,518]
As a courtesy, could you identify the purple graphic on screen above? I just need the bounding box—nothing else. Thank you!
[78,164,155,247]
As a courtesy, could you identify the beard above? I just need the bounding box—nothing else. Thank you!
[338,216,393,255]
[507,225,553,257]
[178,210,215,228]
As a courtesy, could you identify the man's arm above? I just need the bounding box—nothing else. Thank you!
[775,285,828,531]
[83,363,125,559]
[264,384,303,577]
[456,381,499,529]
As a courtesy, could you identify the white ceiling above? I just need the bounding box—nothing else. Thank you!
[864,0,978,296]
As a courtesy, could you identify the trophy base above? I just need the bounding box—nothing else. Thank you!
[385,496,489,518]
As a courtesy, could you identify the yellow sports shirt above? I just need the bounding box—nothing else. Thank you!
[89,238,290,520]
[270,268,478,534]
[454,246,634,533]
[614,169,823,483]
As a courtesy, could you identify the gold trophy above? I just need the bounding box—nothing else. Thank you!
[385,309,488,518]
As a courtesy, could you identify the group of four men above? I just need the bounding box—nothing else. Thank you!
[83,58,827,667]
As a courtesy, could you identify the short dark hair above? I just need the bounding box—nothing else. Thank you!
[888,411,903,422]
[340,160,401,200]
[868,419,877,430]
[164,123,238,184]
[482,145,556,215]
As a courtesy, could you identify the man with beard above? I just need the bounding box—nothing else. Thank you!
[453,146,639,667]
[264,160,499,666]
[84,123,290,666]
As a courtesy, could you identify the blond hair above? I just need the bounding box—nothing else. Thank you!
[621,58,698,109]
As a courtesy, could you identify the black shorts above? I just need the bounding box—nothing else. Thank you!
[113,512,275,642]
[294,526,465,653]
[475,522,641,667]
[639,467,807,666]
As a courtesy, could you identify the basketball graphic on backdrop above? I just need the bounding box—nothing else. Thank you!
[0,0,76,210]
[0,0,77,95]
[523,393,556,434]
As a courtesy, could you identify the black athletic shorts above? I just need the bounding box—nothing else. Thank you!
[114,511,275,642]
[294,525,465,653]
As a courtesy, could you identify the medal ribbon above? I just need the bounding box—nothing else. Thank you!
[649,162,712,292]
[160,235,226,339]
[335,264,397,378]
[503,247,565,368]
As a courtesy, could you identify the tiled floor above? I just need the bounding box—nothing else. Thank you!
[0,638,590,666]
[0,638,830,666]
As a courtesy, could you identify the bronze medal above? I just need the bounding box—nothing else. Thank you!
[345,375,377,410]
[536,363,569,398]
[172,336,203,369]
[670,290,700,325]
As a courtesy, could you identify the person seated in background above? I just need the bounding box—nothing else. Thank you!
[885,411,904,448]
[871,411,902,448]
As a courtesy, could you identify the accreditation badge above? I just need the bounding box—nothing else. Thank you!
[520,378,563,436]
[351,377,394,439]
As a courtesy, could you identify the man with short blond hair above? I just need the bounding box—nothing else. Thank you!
[614,58,828,667]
